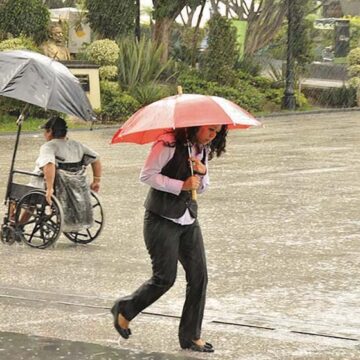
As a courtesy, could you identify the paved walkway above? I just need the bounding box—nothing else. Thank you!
[0,111,360,359]
[0,331,195,360]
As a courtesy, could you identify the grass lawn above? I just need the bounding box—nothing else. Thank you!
[0,114,95,133]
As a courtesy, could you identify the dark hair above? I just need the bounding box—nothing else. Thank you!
[43,116,68,138]
[174,125,228,160]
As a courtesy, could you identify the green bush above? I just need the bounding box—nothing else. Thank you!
[345,16,360,49]
[201,14,238,85]
[348,64,360,78]
[100,80,122,103]
[0,96,55,119]
[0,0,50,44]
[170,24,206,65]
[347,47,360,66]
[303,86,357,108]
[132,83,172,106]
[348,77,360,88]
[85,39,119,66]
[98,93,140,123]
[177,69,265,112]
[235,56,262,77]
[0,36,39,52]
[98,80,139,122]
[99,65,118,81]
[117,37,174,92]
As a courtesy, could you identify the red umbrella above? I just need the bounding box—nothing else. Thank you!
[111,93,261,144]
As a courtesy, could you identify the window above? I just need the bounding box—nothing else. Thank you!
[75,74,90,92]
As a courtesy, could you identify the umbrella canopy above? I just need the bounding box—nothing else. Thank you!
[0,50,95,121]
[111,94,260,144]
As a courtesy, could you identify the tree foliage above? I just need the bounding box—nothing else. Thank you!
[152,0,205,61]
[152,0,202,20]
[85,0,136,39]
[0,0,50,44]
[292,0,314,66]
[201,14,238,85]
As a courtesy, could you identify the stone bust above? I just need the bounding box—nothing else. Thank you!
[41,22,70,61]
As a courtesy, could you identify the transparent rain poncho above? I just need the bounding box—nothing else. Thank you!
[55,168,93,232]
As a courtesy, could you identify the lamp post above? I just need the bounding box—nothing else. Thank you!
[135,0,141,41]
[282,0,296,110]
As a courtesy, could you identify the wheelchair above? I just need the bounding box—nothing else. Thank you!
[1,160,104,250]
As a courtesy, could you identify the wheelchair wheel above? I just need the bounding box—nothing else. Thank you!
[14,190,63,249]
[0,224,18,245]
[63,191,104,244]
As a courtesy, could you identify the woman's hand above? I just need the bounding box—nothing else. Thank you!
[189,157,207,175]
[182,176,200,191]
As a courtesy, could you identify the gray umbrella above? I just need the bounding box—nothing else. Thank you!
[0,50,96,121]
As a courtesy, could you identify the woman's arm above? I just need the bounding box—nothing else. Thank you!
[140,141,184,195]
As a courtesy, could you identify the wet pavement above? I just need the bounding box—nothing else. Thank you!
[0,331,196,360]
[0,110,360,359]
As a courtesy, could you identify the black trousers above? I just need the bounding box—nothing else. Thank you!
[115,210,208,344]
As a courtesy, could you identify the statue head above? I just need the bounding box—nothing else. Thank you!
[49,23,65,45]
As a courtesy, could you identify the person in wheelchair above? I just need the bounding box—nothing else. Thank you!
[25,116,102,232]
[4,116,103,247]
[29,116,102,205]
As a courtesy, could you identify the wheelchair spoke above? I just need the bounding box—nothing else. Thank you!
[14,191,63,249]
[28,222,41,243]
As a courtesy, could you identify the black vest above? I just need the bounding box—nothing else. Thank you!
[144,143,206,219]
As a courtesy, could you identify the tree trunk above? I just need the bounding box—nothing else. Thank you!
[152,17,173,62]
[244,1,286,55]
[218,0,286,56]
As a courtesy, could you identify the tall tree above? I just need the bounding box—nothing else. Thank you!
[201,14,238,84]
[152,0,204,61]
[85,0,136,39]
[0,0,50,44]
[212,0,287,56]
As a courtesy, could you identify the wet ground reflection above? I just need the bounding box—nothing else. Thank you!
[0,331,196,360]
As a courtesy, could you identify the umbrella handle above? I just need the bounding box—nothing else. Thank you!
[187,142,197,202]
[191,189,197,201]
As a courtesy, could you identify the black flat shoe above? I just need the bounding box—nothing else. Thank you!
[110,302,131,339]
[180,339,215,353]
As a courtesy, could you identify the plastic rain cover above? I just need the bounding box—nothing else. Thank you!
[55,168,93,232]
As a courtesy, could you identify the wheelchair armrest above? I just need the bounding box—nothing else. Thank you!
[13,169,43,177]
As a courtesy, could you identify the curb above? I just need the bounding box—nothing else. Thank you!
[0,125,119,137]
[1,108,359,136]
[260,107,360,118]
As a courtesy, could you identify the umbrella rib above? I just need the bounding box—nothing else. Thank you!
[206,96,234,125]
[44,60,57,110]
[0,59,29,93]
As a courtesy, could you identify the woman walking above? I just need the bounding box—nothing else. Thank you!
[111,124,228,353]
